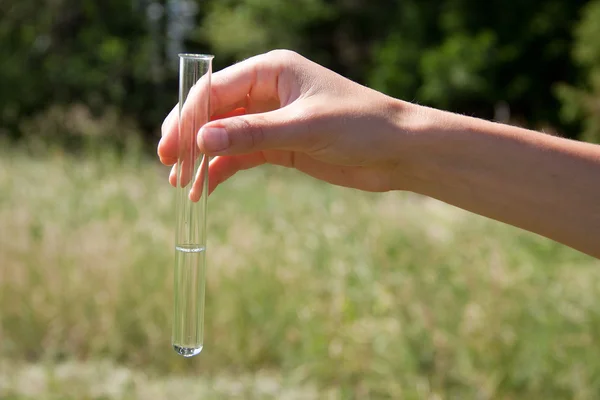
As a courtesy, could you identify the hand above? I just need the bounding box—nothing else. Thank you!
[157,50,421,195]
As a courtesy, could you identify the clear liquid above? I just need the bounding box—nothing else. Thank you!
[172,244,206,357]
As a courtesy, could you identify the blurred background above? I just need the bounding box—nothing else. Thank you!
[2,0,600,399]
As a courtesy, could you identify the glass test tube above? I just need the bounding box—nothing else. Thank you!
[172,53,214,357]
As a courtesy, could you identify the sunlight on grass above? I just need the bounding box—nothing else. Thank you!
[0,147,599,399]
[0,361,318,400]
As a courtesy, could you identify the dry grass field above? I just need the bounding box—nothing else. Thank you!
[1,144,599,399]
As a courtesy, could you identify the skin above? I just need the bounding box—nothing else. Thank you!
[158,50,600,259]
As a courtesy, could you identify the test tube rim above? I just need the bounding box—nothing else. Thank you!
[178,53,215,61]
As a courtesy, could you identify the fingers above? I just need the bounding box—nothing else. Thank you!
[189,154,210,202]
[159,50,313,197]
[197,106,315,157]
[158,50,303,165]
[168,150,198,188]
[211,107,248,121]
[206,152,391,195]
[162,106,247,181]
[208,50,299,115]
[158,73,211,166]
[165,107,249,188]
[161,104,178,139]
[170,153,265,198]
[158,104,179,165]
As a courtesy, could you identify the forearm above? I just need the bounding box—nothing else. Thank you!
[403,103,600,258]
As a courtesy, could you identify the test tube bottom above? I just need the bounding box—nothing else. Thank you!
[173,345,203,358]
[172,244,206,357]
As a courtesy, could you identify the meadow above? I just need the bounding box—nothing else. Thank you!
[1,143,599,399]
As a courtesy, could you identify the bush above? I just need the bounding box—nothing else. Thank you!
[556,0,600,143]
[16,104,146,160]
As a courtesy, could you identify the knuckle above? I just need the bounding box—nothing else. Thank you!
[266,49,300,65]
[293,102,319,120]
[235,117,266,150]
[267,48,296,58]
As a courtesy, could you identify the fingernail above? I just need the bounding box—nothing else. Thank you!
[200,127,229,152]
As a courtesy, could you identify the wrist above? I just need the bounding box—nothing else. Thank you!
[387,100,450,194]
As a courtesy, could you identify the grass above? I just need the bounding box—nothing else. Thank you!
[0,360,319,399]
[0,144,599,399]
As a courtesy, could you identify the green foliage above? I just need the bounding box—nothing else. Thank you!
[369,0,585,127]
[17,104,144,158]
[418,31,496,109]
[368,1,436,100]
[556,0,600,143]
[202,0,333,60]
[0,0,596,142]
[0,0,169,140]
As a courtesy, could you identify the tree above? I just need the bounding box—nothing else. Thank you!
[556,0,600,143]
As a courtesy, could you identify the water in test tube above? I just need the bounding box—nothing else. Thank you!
[172,53,214,357]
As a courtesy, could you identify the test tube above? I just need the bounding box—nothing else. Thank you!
[172,53,214,357]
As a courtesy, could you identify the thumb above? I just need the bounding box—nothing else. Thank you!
[197,107,310,155]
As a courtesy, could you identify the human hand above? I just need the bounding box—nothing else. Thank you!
[158,50,422,195]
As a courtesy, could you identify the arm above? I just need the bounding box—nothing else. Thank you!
[158,50,600,259]
[404,104,600,258]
